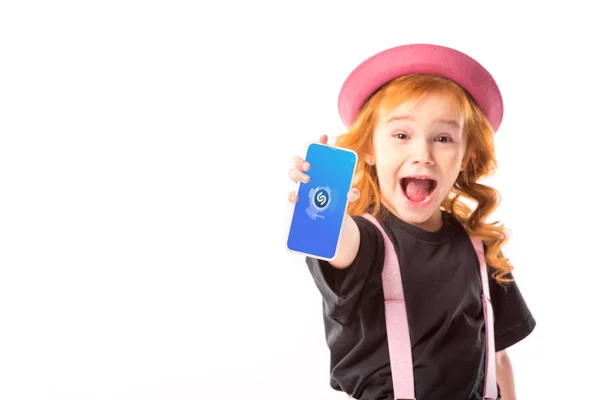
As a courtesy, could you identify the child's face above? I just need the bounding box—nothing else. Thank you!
[370,92,468,230]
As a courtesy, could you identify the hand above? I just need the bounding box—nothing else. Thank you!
[288,134,360,204]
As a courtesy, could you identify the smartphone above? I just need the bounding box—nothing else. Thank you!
[286,142,358,261]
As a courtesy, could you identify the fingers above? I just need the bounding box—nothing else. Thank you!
[291,155,310,171]
[291,135,328,172]
[288,136,329,204]
[288,166,310,184]
[290,154,310,185]
[347,188,360,202]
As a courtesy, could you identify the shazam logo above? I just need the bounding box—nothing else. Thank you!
[306,186,337,220]
[314,188,330,209]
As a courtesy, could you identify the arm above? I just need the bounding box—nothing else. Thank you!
[329,214,361,269]
[496,350,516,400]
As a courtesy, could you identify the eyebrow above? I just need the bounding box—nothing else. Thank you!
[386,115,462,129]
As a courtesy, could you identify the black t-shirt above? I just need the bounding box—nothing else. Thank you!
[305,209,536,400]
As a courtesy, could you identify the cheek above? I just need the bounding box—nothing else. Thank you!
[439,146,463,165]
[375,157,402,193]
[441,154,464,182]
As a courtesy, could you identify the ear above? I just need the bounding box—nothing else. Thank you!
[365,152,375,166]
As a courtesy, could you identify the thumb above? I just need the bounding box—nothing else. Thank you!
[347,188,360,202]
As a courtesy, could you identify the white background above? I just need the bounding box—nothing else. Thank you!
[1,1,598,399]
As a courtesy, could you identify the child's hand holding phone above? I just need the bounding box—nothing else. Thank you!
[286,135,361,262]
[287,135,360,206]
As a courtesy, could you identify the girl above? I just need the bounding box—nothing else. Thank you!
[287,44,536,400]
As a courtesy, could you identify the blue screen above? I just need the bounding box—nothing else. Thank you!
[287,143,357,260]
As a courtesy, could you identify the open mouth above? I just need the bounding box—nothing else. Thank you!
[400,176,438,204]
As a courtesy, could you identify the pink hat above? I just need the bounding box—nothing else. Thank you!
[337,44,504,132]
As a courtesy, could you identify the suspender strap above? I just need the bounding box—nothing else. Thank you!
[470,237,498,399]
[362,213,497,400]
[362,214,415,400]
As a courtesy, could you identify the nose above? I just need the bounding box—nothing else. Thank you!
[411,140,434,165]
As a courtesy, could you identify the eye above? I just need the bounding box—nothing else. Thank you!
[435,135,453,143]
[393,133,408,140]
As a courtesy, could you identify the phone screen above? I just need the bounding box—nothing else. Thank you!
[287,143,357,260]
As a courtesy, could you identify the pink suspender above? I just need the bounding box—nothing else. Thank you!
[474,234,498,399]
[362,213,415,399]
[362,214,498,400]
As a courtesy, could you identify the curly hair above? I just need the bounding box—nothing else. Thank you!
[334,73,514,285]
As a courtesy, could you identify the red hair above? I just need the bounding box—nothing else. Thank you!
[335,73,514,285]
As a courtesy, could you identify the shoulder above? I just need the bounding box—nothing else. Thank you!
[486,263,537,351]
[467,238,537,350]
[353,214,386,240]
